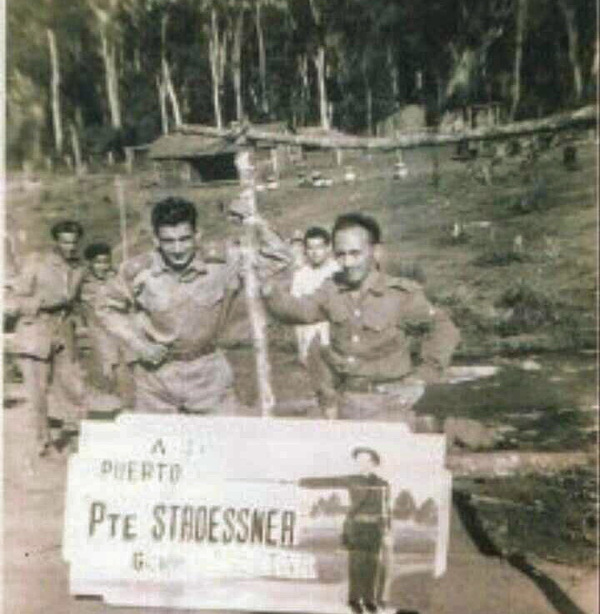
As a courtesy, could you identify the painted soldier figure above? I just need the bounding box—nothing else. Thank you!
[264,212,460,424]
[97,196,290,414]
[300,447,392,614]
[11,220,87,471]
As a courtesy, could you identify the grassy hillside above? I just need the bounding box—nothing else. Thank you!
[6,134,597,358]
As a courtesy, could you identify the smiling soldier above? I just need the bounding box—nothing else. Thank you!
[263,212,460,424]
[11,220,87,471]
[97,197,289,414]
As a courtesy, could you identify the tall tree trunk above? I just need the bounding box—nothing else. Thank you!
[387,43,399,103]
[362,56,373,135]
[156,75,169,135]
[298,54,310,126]
[160,14,182,129]
[313,45,330,130]
[255,0,269,115]
[557,0,583,101]
[163,59,182,127]
[69,123,83,176]
[99,26,122,129]
[232,9,245,122]
[47,29,63,155]
[510,0,528,119]
[207,6,227,129]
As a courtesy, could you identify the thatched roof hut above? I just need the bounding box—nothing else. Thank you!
[149,133,238,182]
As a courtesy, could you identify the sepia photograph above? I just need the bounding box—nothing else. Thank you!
[1,0,598,613]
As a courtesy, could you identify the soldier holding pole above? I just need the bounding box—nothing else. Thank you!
[96,195,290,415]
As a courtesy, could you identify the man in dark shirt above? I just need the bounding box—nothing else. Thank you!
[300,447,391,614]
[263,212,460,424]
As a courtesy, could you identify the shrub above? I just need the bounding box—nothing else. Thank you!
[474,249,528,267]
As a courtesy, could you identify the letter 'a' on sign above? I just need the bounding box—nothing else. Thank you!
[150,438,166,455]
[63,415,451,613]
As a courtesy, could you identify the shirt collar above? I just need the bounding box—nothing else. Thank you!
[150,250,208,279]
[337,269,385,296]
[51,248,81,268]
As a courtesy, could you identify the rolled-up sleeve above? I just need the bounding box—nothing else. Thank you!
[255,222,293,276]
[265,284,327,325]
[96,266,145,354]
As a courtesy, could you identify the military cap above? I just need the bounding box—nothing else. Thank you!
[351,446,381,466]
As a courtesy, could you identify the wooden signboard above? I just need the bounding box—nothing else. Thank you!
[63,415,451,612]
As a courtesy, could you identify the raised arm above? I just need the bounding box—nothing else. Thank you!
[263,281,328,325]
[298,475,351,489]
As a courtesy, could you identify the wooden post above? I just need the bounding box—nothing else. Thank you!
[125,147,134,174]
[114,176,128,263]
[270,147,279,179]
[234,150,276,416]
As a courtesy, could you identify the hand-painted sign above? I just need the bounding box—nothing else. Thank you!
[63,415,451,612]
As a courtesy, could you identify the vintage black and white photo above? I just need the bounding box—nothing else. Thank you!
[2,0,598,613]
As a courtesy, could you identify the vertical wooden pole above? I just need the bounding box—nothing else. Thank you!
[125,147,134,174]
[270,147,279,180]
[114,176,129,263]
[235,149,276,416]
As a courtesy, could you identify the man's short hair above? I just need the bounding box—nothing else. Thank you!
[304,226,331,246]
[352,446,381,466]
[151,197,197,235]
[51,220,84,240]
[332,213,381,245]
[84,242,112,261]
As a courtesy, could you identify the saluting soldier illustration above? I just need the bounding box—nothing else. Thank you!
[299,447,392,614]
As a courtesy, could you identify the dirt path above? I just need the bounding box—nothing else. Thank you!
[2,401,582,614]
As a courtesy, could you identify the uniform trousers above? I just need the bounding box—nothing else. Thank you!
[338,381,425,426]
[133,350,242,414]
[19,347,86,456]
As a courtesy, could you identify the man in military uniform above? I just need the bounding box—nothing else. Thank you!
[97,196,290,414]
[11,220,87,471]
[80,242,134,403]
[263,212,460,424]
[299,447,392,614]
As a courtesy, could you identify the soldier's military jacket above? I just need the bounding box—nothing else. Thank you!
[267,270,460,382]
[12,249,85,359]
[299,473,391,551]
[81,270,132,366]
[98,227,291,361]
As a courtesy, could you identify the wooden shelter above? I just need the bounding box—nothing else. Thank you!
[149,133,239,183]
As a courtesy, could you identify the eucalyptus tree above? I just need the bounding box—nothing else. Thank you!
[556,0,584,101]
[87,0,138,130]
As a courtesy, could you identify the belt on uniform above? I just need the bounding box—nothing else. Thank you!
[166,344,217,362]
[351,514,385,523]
[342,377,410,394]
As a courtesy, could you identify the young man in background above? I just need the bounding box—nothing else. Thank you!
[11,220,87,472]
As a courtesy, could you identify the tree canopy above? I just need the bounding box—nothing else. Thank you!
[7,0,597,167]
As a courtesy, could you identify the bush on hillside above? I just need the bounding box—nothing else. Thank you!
[474,249,529,267]
[495,282,584,346]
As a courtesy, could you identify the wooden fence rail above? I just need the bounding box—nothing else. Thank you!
[178,105,596,151]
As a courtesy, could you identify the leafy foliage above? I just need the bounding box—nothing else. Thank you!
[6,0,597,167]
